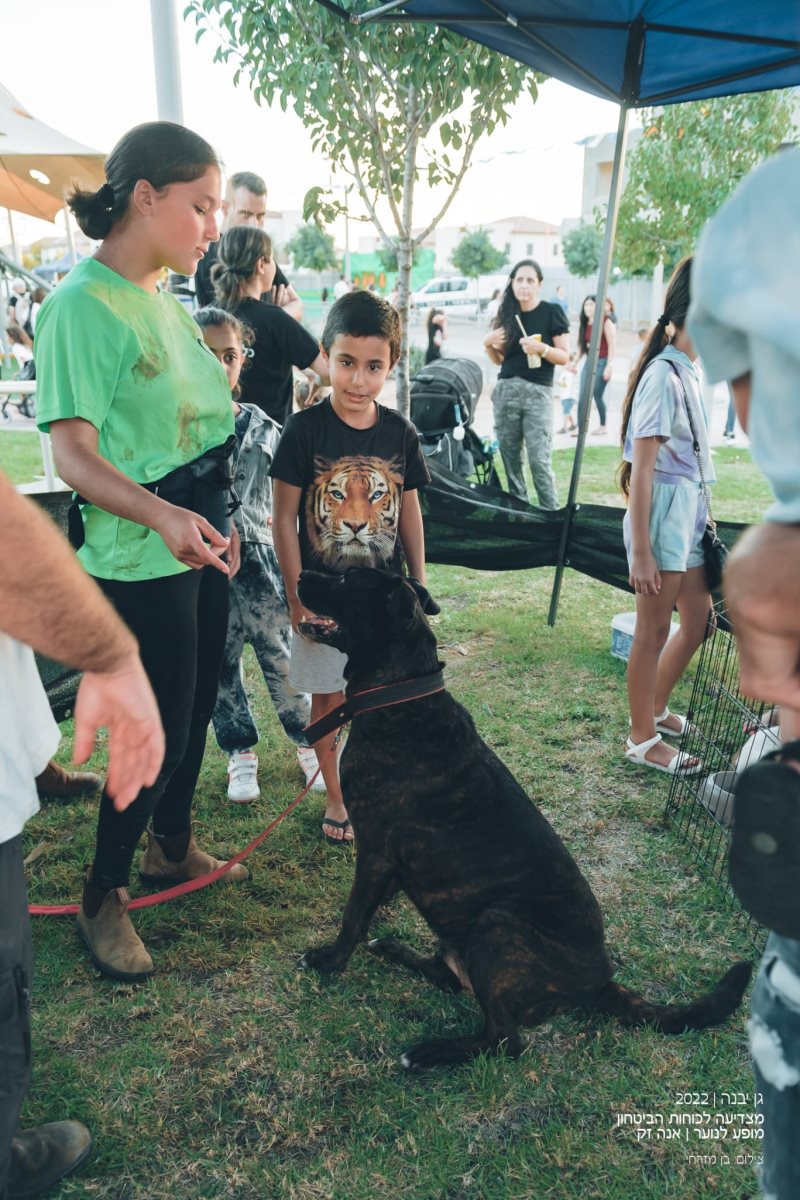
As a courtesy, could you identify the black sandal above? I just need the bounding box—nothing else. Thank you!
[321,817,353,847]
[729,740,800,938]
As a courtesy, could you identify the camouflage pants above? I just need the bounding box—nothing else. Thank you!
[212,542,310,752]
[491,377,559,509]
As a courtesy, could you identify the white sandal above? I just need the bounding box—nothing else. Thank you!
[654,707,692,737]
[625,733,703,775]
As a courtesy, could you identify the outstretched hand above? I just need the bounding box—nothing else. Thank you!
[73,653,165,811]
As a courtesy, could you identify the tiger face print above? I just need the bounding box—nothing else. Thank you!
[306,455,403,570]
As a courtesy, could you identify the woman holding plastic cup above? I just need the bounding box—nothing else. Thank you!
[484,259,570,507]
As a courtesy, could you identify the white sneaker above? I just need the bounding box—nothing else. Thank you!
[297,745,326,793]
[227,750,259,803]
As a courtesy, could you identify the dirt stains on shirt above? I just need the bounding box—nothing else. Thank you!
[177,400,202,455]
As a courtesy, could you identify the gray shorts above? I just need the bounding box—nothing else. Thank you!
[623,477,707,573]
[289,630,348,694]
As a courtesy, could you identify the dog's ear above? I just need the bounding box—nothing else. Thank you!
[406,577,441,617]
[386,576,420,626]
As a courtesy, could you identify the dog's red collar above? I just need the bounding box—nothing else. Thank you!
[302,664,446,746]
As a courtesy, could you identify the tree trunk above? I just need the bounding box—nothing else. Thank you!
[393,83,420,418]
[394,239,414,416]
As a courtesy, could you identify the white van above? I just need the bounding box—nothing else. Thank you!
[411,274,509,317]
[411,276,477,315]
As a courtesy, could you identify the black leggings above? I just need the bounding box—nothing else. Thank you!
[90,567,229,891]
[577,356,609,428]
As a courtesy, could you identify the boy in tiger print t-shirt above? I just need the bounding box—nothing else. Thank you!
[271,290,430,844]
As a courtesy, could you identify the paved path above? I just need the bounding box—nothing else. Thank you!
[407,314,746,453]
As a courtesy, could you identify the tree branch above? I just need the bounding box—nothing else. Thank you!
[414,131,479,247]
[346,151,398,246]
[353,57,405,234]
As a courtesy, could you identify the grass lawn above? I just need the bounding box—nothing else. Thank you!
[0,429,47,487]
[21,442,772,1199]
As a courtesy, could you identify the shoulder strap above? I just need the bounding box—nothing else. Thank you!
[667,361,713,518]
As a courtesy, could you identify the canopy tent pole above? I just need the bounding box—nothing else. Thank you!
[150,0,184,123]
[6,209,20,266]
[547,98,630,625]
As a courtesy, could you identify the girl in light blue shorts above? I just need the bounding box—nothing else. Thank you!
[619,257,713,776]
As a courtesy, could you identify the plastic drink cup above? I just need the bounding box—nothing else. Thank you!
[515,313,542,368]
[528,333,542,369]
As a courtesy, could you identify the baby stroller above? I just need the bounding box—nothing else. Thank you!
[410,357,500,489]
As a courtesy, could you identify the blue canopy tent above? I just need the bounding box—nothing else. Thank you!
[317,0,800,620]
[32,252,86,279]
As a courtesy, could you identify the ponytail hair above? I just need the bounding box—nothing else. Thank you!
[618,255,693,498]
[211,227,272,311]
[68,121,220,240]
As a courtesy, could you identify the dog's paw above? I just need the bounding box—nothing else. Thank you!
[399,1035,491,1070]
[367,936,398,956]
[298,944,346,974]
[399,1041,443,1071]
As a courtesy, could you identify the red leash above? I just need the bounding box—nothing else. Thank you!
[30,670,446,917]
[29,751,334,917]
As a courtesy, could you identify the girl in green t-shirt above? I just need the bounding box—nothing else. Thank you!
[35,122,248,983]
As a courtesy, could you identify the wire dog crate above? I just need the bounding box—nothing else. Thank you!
[664,606,774,952]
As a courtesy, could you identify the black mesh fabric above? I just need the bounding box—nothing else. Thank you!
[418,462,564,571]
[420,462,747,593]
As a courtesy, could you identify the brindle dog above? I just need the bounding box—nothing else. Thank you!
[298,568,751,1070]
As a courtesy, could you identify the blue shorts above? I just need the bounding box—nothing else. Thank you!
[624,476,707,573]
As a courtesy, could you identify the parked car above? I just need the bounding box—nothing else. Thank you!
[411,276,476,315]
[411,274,509,317]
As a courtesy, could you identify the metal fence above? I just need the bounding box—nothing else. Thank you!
[665,606,775,952]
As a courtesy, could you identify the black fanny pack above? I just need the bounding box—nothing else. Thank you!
[68,435,240,551]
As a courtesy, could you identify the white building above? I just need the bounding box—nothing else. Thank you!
[264,208,303,259]
[579,128,643,223]
[434,215,564,273]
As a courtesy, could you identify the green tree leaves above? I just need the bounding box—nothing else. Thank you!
[184,0,541,411]
[614,92,796,274]
[450,229,507,278]
[285,223,339,272]
[561,223,603,278]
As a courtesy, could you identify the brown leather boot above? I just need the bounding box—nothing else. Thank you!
[8,1121,92,1199]
[138,829,249,888]
[76,887,154,981]
[35,759,101,800]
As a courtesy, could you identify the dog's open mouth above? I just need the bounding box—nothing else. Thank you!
[298,616,340,643]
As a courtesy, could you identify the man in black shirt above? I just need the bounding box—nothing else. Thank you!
[196,172,303,320]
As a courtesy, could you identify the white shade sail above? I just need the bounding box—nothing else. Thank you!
[0,81,105,221]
